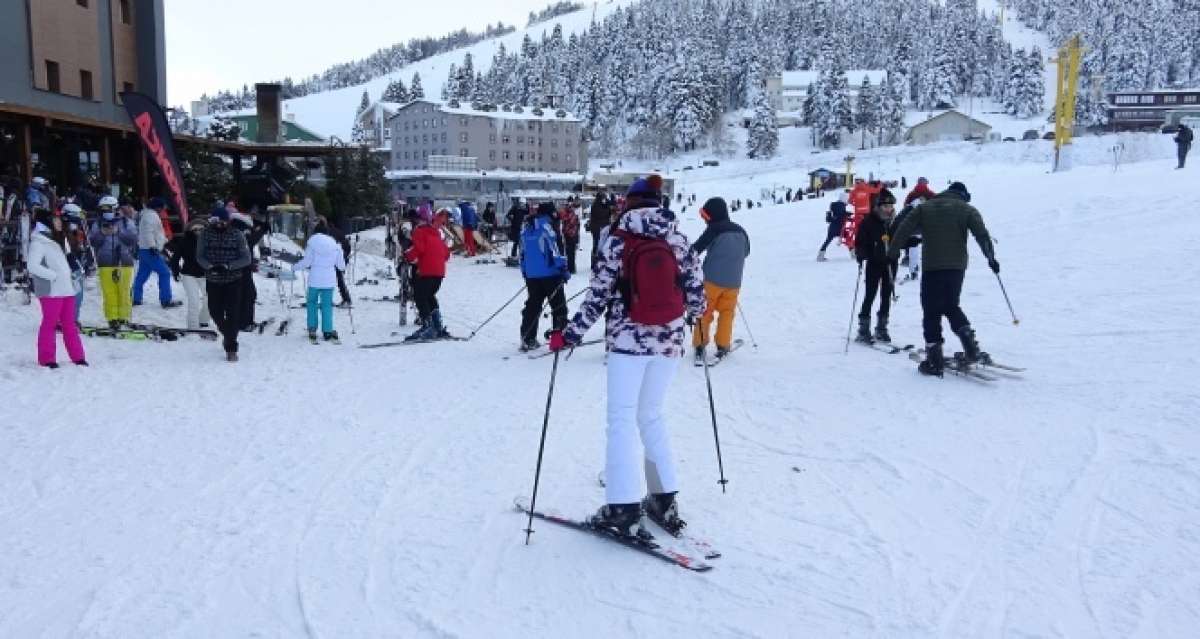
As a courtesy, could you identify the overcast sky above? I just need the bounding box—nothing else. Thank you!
[165,0,563,106]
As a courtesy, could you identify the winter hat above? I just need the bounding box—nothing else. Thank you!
[876,188,896,206]
[699,197,729,223]
[209,205,230,222]
[416,203,433,224]
[148,196,168,210]
[945,182,971,202]
[624,174,664,211]
[536,201,557,217]
[917,177,929,185]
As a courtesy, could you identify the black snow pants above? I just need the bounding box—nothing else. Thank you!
[920,269,970,345]
[207,279,244,353]
[413,275,443,320]
[521,276,567,343]
[859,260,895,321]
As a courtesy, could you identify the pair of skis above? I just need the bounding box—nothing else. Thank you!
[514,473,723,573]
[357,335,467,349]
[904,349,1026,383]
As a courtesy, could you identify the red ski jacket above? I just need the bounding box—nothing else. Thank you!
[405,224,449,277]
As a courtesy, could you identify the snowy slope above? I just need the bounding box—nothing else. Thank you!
[2,142,1198,637]
[245,1,637,140]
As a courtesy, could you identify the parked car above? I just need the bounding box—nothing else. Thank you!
[1042,131,1056,140]
[1003,136,1016,142]
[1022,129,1040,141]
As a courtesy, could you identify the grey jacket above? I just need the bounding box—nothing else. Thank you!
[692,219,750,289]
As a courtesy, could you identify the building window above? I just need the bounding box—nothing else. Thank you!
[565,139,572,148]
[122,81,134,94]
[1165,95,1178,104]
[529,137,535,146]
[1186,96,1198,103]
[384,128,391,139]
[502,136,511,144]
[422,134,428,144]
[503,151,511,160]
[566,154,573,164]
[460,117,468,126]
[489,134,496,143]
[119,0,131,24]
[517,152,525,161]
[489,150,496,161]
[551,139,558,148]
[441,117,447,127]
[76,0,88,7]
[1140,95,1155,105]
[45,61,60,93]
[80,70,93,100]
[441,132,447,143]
[460,149,468,157]
[517,136,524,144]
[423,119,428,128]
[551,153,558,162]
[459,132,468,143]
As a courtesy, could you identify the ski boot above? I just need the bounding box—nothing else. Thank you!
[816,250,828,262]
[642,492,687,537]
[162,300,182,309]
[954,325,989,364]
[520,338,541,352]
[108,319,122,330]
[693,345,706,366]
[323,330,341,345]
[715,345,731,361]
[405,316,437,341]
[225,351,239,363]
[431,310,451,338]
[918,342,944,377]
[854,316,873,343]
[873,315,891,343]
[588,503,650,540]
[308,328,319,344]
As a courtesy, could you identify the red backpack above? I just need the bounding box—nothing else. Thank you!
[614,229,685,325]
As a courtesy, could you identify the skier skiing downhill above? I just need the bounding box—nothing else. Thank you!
[548,175,706,538]
[691,197,750,363]
[854,188,899,343]
[404,204,452,341]
[292,219,347,344]
[887,182,999,376]
[817,192,849,261]
[519,201,569,351]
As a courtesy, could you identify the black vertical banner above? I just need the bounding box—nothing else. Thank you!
[120,92,190,223]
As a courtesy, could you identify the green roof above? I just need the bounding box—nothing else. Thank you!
[228,115,326,143]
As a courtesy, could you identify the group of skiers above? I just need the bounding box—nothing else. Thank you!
[821,175,1000,377]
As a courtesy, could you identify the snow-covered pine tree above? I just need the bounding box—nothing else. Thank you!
[929,38,959,108]
[410,72,425,100]
[745,62,779,159]
[880,71,907,145]
[382,77,410,103]
[1021,47,1046,118]
[854,76,881,148]
[357,90,370,115]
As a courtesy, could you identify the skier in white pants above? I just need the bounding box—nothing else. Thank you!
[550,175,706,537]
[167,219,213,330]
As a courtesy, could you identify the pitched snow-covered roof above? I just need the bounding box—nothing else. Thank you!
[779,69,886,89]
[387,100,582,124]
[907,110,993,133]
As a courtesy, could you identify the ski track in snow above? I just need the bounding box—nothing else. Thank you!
[2,139,1198,637]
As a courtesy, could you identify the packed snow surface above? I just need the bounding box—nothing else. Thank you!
[2,139,1197,637]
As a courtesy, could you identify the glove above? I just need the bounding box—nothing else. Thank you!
[988,259,1000,274]
[548,330,569,352]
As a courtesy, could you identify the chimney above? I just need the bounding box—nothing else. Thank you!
[256,83,282,143]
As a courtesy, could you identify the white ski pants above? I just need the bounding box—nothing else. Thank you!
[181,274,211,329]
[604,353,680,504]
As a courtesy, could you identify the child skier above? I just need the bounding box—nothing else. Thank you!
[854,188,898,343]
[817,192,849,261]
[548,175,706,537]
[691,197,750,363]
[404,204,451,341]
[519,201,569,351]
[293,219,347,343]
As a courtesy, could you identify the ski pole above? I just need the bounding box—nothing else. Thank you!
[696,327,730,493]
[845,262,863,354]
[524,349,561,544]
[468,283,527,340]
[886,263,899,303]
[736,301,758,349]
[995,272,1019,325]
[345,278,357,335]
[545,286,585,318]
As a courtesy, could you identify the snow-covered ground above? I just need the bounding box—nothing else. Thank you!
[2,140,1198,637]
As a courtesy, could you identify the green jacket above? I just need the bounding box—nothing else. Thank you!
[888,192,994,272]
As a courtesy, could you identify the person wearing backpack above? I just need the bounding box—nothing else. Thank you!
[519,201,570,351]
[547,175,706,539]
[403,204,452,341]
[459,200,479,257]
[691,197,750,363]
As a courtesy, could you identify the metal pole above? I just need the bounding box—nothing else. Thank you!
[698,327,729,494]
[845,262,863,353]
[524,350,561,544]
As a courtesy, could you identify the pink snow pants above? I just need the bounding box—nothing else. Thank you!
[38,296,86,365]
